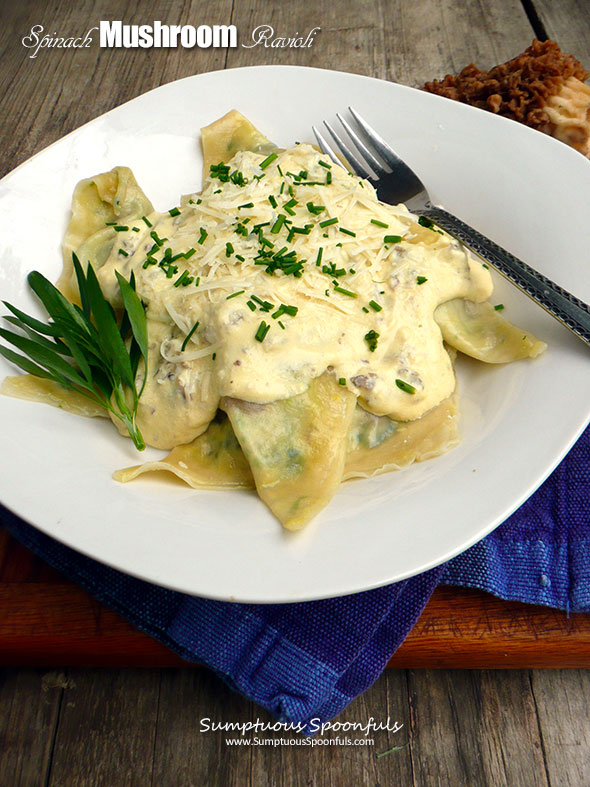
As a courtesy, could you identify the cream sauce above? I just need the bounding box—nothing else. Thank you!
[96,145,493,431]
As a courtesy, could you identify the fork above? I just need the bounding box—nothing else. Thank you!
[313,107,590,348]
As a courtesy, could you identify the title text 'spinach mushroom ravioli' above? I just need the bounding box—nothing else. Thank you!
[1,110,546,530]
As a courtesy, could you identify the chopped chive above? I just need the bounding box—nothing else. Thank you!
[169,207,181,217]
[326,171,332,184]
[271,303,298,319]
[384,235,402,244]
[369,300,382,312]
[318,160,331,169]
[268,195,277,208]
[306,202,325,215]
[338,377,346,385]
[370,219,389,228]
[319,218,338,228]
[416,276,428,285]
[114,225,129,232]
[141,216,153,227]
[246,300,256,311]
[364,329,380,352]
[238,202,254,209]
[278,320,285,330]
[225,242,234,257]
[235,254,245,262]
[494,304,505,311]
[271,214,286,234]
[277,165,284,177]
[315,247,324,267]
[132,226,140,232]
[118,249,129,257]
[396,378,416,394]
[339,228,356,237]
[150,230,166,247]
[255,321,270,342]
[418,216,443,233]
[184,248,196,259]
[334,286,357,298]
[226,290,244,300]
[194,276,200,286]
[482,263,489,269]
[212,352,216,360]
[173,270,193,287]
[259,152,278,170]
[362,306,369,313]
[198,228,208,245]
[181,321,200,351]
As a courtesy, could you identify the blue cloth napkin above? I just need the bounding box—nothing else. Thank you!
[2,423,589,731]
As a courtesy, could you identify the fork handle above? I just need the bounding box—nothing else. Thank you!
[421,205,590,347]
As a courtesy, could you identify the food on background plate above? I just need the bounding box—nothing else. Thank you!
[424,39,590,156]
[0,111,546,530]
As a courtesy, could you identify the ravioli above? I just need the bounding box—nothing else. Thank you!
[435,298,546,362]
[222,373,356,530]
[59,166,154,303]
[343,392,460,479]
[113,412,254,490]
[0,375,107,418]
[199,109,277,175]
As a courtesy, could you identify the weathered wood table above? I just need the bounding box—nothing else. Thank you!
[2,1,590,784]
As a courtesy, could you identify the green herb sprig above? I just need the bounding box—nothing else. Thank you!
[0,254,148,450]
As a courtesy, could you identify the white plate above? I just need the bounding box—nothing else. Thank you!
[1,66,590,603]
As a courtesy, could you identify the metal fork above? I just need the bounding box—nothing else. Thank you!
[313,107,590,348]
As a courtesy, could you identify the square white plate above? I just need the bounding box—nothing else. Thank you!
[1,66,590,602]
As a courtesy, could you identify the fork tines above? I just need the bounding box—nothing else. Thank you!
[313,107,403,180]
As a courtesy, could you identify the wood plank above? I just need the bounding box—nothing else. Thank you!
[152,669,253,787]
[2,577,590,668]
[381,0,535,86]
[390,587,590,669]
[228,0,387,78]
[0,0,232,178]
[228,0,535,87]
[532,0,590,64]
[246,671,413,786]
[48,669,160,787]
[531,669,590,786]
[0,668,63,787]
[407,669,548,786]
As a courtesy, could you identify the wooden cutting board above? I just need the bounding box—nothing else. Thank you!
[1,527,590,668]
